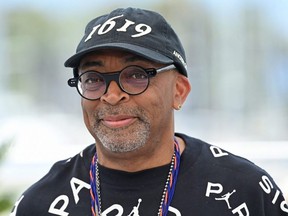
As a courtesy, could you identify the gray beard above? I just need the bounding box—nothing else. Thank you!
[92,106,151,153]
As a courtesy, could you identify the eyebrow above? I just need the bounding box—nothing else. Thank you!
[124,55,151,63]
[79,54,151,70]
[80,61,103,70]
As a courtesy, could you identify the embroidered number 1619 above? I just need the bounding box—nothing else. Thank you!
[84,14,152,42]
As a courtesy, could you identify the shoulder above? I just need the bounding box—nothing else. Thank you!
[32,143,95,186]
[176,133,288,215]
[177,133,265,177]
[10,144,95,216]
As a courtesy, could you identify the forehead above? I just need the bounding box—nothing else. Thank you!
[79,49,159,69]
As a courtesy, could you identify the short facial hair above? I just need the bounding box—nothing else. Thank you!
[91,105,151,153]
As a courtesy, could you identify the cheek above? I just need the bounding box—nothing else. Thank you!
[143,82,174,119]
[81,100,98,134]
[151,80,175,108]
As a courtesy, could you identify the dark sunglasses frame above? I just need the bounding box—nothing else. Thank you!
[68,64,176,100]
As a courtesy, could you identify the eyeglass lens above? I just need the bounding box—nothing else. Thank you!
[77,66,150,100]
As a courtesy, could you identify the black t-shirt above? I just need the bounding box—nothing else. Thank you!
[10,133,288,215]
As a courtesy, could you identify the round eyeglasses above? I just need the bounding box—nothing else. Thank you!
[68,64,176,100]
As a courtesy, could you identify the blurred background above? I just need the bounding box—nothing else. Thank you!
[0,0,287,214]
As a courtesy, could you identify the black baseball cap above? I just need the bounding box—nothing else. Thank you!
[64,7,188,77]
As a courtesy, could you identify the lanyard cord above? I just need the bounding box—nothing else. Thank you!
[90,138,181,216]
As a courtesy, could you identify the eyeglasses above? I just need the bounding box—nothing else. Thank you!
[68,64,176,100]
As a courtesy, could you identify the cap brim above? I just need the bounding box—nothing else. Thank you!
[64,43,173,68]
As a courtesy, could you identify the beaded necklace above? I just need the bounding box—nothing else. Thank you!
[90,139,181,216]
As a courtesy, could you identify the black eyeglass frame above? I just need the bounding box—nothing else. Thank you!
[68,64,176,101]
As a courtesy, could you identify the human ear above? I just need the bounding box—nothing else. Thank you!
[173,75,191,110]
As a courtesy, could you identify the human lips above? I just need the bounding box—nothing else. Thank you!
[101,115,137,128]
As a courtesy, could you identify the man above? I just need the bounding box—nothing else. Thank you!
[11,7,288,216]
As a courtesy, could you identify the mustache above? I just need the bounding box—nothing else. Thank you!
[94,104,148,120]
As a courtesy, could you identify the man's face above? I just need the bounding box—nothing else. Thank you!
[79,50,181,154]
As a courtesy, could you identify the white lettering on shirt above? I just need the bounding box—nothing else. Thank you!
[48,195,69,216]
[70,177,91,204]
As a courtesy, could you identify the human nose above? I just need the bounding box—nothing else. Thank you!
[100,81,129,105]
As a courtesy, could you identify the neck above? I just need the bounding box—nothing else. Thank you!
[95,136,185,172]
